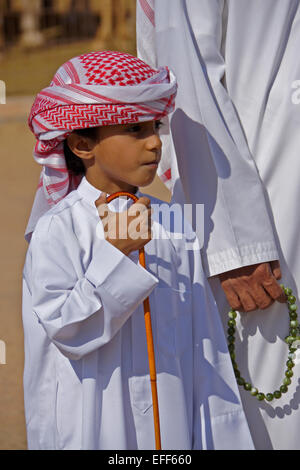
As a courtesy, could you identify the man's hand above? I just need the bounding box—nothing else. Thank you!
[95,193,152,256]
[218,261,286,312]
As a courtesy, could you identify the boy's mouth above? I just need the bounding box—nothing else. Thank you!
[142,162,159,169]
[144,160,159,165]
[142,155,161,167]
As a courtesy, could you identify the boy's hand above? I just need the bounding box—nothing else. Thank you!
[95,193,152,256]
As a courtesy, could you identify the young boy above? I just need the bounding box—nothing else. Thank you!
[22,51,253,450]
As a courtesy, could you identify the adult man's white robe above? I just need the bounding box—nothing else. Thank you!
[137,0,300,450]
[22,177,253,450]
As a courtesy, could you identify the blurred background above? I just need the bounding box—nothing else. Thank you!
[0,0,170,450]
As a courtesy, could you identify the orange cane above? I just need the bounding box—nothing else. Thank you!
[106,191,161,450]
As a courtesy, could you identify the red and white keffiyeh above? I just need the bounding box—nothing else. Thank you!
[26,50,177,240]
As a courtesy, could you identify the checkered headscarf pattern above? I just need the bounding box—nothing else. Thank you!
[79,50,157,86]
[26,51,177,239]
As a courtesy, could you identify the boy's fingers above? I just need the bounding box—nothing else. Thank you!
[95,192,107,207]
[135,197,151,208]
[95,193,109,219]
[128,200,151,217]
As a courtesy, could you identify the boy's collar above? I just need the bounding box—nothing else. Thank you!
[77,176,140,207]
[77,177,102,204]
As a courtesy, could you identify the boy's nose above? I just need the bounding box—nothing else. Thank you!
[145,132,162,152]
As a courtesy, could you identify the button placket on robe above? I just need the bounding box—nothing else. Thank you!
[107,193,153,414]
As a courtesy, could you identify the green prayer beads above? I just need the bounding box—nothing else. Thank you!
[227,285,299,403]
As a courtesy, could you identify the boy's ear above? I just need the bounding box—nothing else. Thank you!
[66,133,95,160]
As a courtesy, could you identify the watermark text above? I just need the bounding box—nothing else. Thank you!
[0,340,6,364]
[291,80,300,105]
[96,202,204,251]
[0,80,6,104]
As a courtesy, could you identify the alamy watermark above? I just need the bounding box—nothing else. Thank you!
[0,80,6,104]
[291,80,300,105]
[96,202,204,251]
[0,340,6,364]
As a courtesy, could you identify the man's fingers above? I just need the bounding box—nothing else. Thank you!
[258,262,286,302]
[248,282,274,310]
[270,260,282,280]
[260,262,286,302]
[225,276,268,312]
[220,280,242,311]
[262,276,286,303]
[231,284,256,312]
[219,262,287,313]
[222,279,257,312]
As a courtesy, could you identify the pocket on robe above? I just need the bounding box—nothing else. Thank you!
[55,381,63,449]
[55,358,83,449]
[153,287,192,358]
[130,375,153,414]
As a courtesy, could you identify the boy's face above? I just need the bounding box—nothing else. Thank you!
[70,120,162,193]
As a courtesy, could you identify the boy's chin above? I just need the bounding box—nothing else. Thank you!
[138,173,157,188]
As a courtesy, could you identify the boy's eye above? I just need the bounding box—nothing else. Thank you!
[127,124,142,133]
[125,121,163,134]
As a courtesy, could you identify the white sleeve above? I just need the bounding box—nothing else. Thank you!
[137,0,279,277]
[30,217,158,360]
